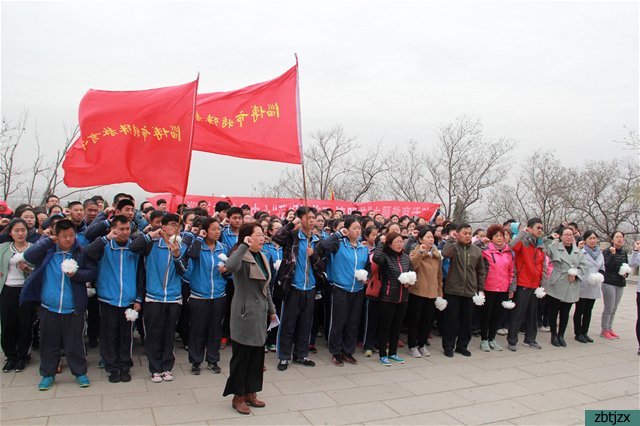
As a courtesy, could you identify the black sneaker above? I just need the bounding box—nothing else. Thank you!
[277,360,289,371]
[14,359,26,373]
[191,363,201,375]
[331,354,344,367]
[2,359,16,373]
[342,353,358,365]
[120,370,131,382]
[293,357,316,367]
[455,348,472,357]
[444,349,454,358]
[108,370,121,383]
[207,362,221,374]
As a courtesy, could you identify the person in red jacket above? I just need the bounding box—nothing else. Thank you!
[507,218,547,352]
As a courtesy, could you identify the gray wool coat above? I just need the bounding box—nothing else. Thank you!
[543,240,587,303]
[225,243,276,347]
[579,248,604,300]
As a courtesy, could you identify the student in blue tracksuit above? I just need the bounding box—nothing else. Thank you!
[184,217,229,376]
[131,213,188,383]
[84,199,139,243]
[86,215,140,384]
[319,216,370,366]
[220,206,243,343]
[275,207,325,371]
[262,220,283,352]
[20,219,97,391]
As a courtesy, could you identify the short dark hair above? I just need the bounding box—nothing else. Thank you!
[198,200,208,205]
[5,218,29,241]
[156,199,167,206]
[383,232,403,253]
[111,215,130,226]
[201,217,220,232]
[527,218,543,228]
[67,200,82,209]
[113,193,129,204]
[83,199,98,209]
[351,210,362,216]
[582,230,598,241]
[116,199,135,211]
[296,206,317,218]
[214,200,231,213]
[417,226,435,240]
[227,207,243,218]
[162,213,180,225]
[240,204,250,210]
[443,222,457,235]
[343,215,359,230]
[149,210,165,222]
[54,219,76,234]
[456,223,471,232]
[90,195,105,203]
[46,194,59,202]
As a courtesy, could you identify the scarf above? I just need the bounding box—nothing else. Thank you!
[583,244,601,261]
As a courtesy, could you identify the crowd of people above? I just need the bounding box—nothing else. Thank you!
[0,194,639,415]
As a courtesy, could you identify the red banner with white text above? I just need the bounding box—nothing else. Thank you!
[147,194,440,220]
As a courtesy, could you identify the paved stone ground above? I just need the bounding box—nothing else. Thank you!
[2,283,639,425]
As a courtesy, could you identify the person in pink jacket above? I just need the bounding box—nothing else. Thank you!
[480,225,516,352]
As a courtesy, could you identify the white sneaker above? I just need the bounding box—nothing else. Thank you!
[408,347,421,358]
[161,371,174,382]
[496,328,508,336]
[418,346,431,357]
[150,373,163,383]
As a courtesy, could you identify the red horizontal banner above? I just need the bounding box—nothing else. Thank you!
[147,194,440,220]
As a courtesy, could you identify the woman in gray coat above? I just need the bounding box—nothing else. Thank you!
[222,223,276,415]
[574,230,604,343]
[544,227,587,347]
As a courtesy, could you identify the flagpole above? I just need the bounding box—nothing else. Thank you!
[179,73,200,224]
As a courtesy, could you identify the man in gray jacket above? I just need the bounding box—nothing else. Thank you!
[441,223,486,357]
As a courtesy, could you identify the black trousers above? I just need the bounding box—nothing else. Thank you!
[442,294,473,352]
[537,296,549,328]
[546,295,572,337]
[277,288,315,360]
[480,291,508,341]
[328,287,364,356]
[176,281,191,344]
[377,301,408,358]
[266,294,282,346]
[407,294,436,348]
[188,297,226,365]
[0,286,35,361]
[636,293,640,349]
[39,308,87,377]
[223,278,234,338]
[99,302,134,373]
[143,302,181,374]
[363,298,381,350]
[86,294,100,343]
[223,341,265,396]
[507,287,538,345]
[310,287,332,346]
[573,298,596,336]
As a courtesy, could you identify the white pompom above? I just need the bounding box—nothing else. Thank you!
[567,268,579,276]
[125,308,139,322]
[501,300,516,309]
[619,263,632,276]
[218,253,228,263]
[473,293,486,306]
[435,297,448,311]
[169,235,182,245]
[86,287,96,298]
[218,261,226,269]
[587,272,605,286]
[274,259,282,271]
[398,271,417,285]
[535,287,546,299]
[61,258,79,274]
[355,269,369,282]
[10,252,25,265]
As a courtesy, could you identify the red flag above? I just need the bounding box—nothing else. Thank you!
[63,79,199,194]
[193,63,302,164]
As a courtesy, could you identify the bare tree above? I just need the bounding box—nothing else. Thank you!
[0,112,28,199]
[39,124,79,205]
[24,120,48,205]
[385,140,433,202]
[487,150,572,233]
[255,125,388,202]
[426,117,516,222]
[567,159,640,238]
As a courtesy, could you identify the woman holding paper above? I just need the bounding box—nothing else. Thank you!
[222,223,276,415]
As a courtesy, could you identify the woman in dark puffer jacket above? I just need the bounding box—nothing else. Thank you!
[372,232,412,367]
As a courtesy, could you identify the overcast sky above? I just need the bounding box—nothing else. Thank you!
[2,0,638,204]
